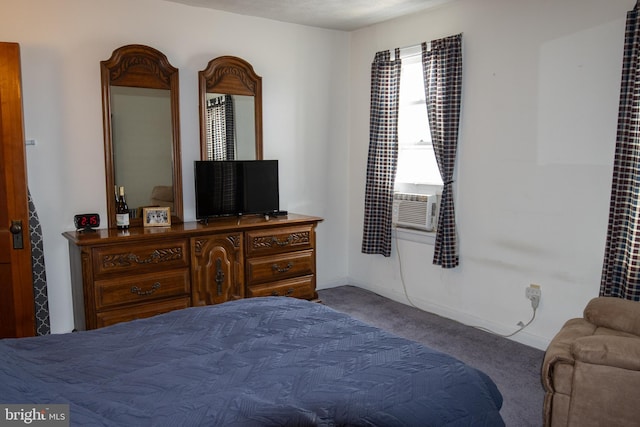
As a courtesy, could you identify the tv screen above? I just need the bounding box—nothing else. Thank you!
[241,160,279,215]
[194,160,279,220]
[194,160,240,219]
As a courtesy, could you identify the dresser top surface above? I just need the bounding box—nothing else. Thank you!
[63,213,323,246]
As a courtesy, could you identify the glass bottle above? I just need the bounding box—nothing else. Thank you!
[116,186,129,230]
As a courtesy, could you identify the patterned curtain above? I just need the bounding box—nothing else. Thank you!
[422,34,463,268]
[600,1,640,300]
[28,189,50,335]
[205,95,236,160]
[361,49,401,257]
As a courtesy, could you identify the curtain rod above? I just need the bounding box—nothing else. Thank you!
[394,32,463,57]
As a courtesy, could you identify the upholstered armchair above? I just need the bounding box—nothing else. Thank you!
[542,297,640,427]
[150,185,174,211]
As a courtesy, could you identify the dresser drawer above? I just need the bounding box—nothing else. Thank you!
[95,269,190,310]
[246,250,314,286]
[246,275,316,299]
[245,225,314,257]
[92,239,189,277]
[96,297,191,328]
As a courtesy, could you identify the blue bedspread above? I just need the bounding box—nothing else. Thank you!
[0,297,504,426]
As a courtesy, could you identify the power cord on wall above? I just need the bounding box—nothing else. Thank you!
[393,226,537,339]
[474,301,537,338]
[394,226,421,310]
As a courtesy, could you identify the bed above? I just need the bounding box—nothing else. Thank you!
[0,297,504,426]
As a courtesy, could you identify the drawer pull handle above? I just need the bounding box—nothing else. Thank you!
[131,282,161,296]
[272,262,293,273]
[271,236,293,247]
[271,288,295,297]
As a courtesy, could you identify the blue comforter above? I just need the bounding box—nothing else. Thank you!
[0,297,504,426]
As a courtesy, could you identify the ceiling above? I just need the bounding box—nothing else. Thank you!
[162,0,453,31]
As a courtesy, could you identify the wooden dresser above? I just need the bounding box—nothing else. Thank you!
[63,214,322,330]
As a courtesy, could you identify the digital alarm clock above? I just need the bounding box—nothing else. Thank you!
[74,213,100,232]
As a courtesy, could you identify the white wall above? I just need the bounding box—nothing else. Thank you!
[349,0,632,349]
[0,0,350,333]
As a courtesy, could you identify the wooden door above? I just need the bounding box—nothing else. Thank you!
[0,42,35,338]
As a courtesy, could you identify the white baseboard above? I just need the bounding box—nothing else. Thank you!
[345,280,550,351]
[316,277,350,290]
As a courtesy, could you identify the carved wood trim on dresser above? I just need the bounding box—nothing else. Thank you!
[191,232,244,307]
[63,214,322,330]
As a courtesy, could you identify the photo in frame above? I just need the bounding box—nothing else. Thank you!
[143,207,171,227]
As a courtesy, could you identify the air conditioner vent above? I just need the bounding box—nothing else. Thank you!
[392,193,439,231]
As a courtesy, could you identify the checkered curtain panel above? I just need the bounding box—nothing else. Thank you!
[361,49,401,257]
[224,95,236,160]
[423,34,462,268]
[205,95,235,160]
[601,1,640,300]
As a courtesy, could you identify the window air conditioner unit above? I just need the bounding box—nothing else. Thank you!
[392,193,439,232]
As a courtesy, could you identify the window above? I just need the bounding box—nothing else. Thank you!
[395,50,443,195]
[363,35,461,264]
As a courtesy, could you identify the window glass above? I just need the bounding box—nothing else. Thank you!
[395,54,443,190]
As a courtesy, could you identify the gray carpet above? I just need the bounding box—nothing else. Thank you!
[318,285,545,427]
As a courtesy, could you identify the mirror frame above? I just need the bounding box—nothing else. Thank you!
[198,56,263,160]
[101,44,183,228]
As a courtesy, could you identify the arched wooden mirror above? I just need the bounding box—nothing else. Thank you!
[101,44,182,228]
[199,56,262,160]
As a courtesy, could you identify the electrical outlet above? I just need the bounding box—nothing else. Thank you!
[526,284,541,309]
[526,284,541,300]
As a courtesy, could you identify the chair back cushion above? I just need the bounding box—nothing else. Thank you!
[584,297,640,336]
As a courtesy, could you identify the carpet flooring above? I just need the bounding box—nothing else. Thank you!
[318,285,545,427]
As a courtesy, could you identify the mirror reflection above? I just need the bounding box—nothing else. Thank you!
[199,56,262,161]
[111,87,174,213]
[204,93,256,160]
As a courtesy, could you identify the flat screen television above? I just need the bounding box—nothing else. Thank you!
[194,160,240,218]
[241,160,280,215]
[195,160,280,220]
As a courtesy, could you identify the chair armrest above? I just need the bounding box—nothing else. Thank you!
[572,335,640,371]
[542,318,595,392]
[584,297,640,336]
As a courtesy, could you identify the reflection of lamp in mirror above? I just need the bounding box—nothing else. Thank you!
[199,56,262,161]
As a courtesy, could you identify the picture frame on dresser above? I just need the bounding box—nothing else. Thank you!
[143,207,171,227]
